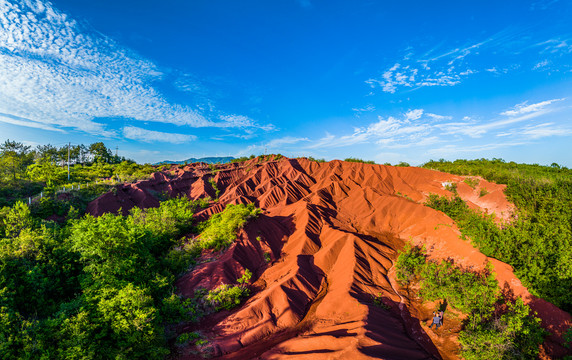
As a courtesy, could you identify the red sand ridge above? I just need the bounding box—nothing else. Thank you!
[87,157,571,359]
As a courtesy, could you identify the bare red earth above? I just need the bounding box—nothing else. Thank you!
[87,158,572,359]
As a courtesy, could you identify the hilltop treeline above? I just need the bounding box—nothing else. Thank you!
[422,158,572,312]
[0,140,160,206]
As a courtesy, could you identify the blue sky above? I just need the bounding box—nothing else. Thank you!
[0,0,571,166]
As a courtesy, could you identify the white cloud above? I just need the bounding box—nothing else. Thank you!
[367,62,474,93]
[533,59,550,70]
[308,110,431,149]
[311,97,567,153]
[352,104,376,114]
[0,112,66,133]
[426,113,452,121]
[0,1,269,138]
[122,126,197,143]
[536,38,572,55]
[367,28,571,94]
[500,98,564,116]
[405,109,423,121]
[236,136,309,156]
[520,122,572,139]
[427,142,527,156]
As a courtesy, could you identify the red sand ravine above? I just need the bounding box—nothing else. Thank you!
[87,158,571,359]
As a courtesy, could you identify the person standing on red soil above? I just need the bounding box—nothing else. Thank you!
[429,312,442,329]
[438,310,444,326]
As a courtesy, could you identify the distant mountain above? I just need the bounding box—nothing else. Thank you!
[154,156,235,165]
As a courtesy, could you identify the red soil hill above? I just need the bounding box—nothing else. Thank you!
[87,157,571,359]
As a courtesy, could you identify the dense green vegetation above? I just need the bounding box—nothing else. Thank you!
[306,156,326,163]
[231,155,256,163]
[422,159,572,312]
[0,140,160,207]
[197,203,261,251]
[0,190,260,358]
[344,157,376,164]
[206,270,252,311]
[396,244,545,360]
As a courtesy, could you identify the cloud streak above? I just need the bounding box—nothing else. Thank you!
[122,126,197,143]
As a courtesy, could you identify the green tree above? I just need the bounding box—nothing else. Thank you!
[88,142,113,164]
[0,140,33,182]
[26,158,67,186]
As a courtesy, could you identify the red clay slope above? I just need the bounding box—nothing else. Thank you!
[87,158,571,359]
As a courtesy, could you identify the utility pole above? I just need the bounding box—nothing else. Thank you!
[115,146,118,157]
[67,142,70,181]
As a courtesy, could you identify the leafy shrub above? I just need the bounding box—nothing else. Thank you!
[395,244,545,359]
[443,182,458,194]
[463,177,480,188]
[459,298,546,360]
[372,293,391,310]
[237,269,252,286]
[344,157,375,164]
[231,155,255,163]
[199,203,261,250]
[419,261,499,315]
[564,326,572,348]
[422,159,572,311]
[208,178,220,199]
[307,156,326,163]
[395,243,425,285]
[176,331,201,345]
[206,284,249,311]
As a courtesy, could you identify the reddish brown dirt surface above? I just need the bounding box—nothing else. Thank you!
[88,157,572,359]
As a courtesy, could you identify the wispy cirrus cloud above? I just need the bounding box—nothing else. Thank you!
[306,98,568,152]
[122,126,197,143]
[0,0,270,137]
[0,112,66,133]
[236,136,309,156]
[365,62,475,94]
[500,98,563,116]
[427,142,528,156]
[367,27,572,94]
[308,109,431,149]
[436,99,565,138]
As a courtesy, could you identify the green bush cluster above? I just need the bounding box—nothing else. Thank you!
[208,178,221,199]
[198,203,261,250]
[0,197,212,359]
[425,190,572,312]
[395,245,545,360]
[306,156,326,163]
[463,177,480,189]
[231,155,255,163]
[206,284,250,311]
[344,157,376,164]
[423,159,572,310]
[205,269,252,311]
